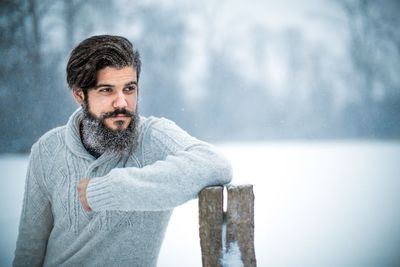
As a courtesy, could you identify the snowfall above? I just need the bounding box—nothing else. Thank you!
[1,141,400,267]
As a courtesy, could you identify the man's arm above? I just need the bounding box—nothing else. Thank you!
[81,118,232,212]
[13,143,53,267]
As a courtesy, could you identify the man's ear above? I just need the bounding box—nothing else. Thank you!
[72,89,85,105]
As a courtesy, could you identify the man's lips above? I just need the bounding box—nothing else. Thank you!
[104,114,131,121]
[109,115,129,119]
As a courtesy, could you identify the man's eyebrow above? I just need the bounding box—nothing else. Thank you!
[94,84,114,89]
[94,81,137,90]
[125,81,138,86]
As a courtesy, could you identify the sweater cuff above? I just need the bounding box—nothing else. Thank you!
[86,175,119,211]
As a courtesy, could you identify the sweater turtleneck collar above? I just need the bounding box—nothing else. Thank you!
[65,108,95,160]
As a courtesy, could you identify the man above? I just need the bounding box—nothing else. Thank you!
[13,35,232,266]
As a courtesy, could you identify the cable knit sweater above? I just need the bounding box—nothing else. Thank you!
[13,108,232,267]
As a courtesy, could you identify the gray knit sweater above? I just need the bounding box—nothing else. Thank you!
[13,108,232,267]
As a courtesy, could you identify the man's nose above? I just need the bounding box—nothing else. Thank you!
[113,92,128,109]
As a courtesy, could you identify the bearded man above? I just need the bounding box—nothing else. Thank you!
[13,35,232,267]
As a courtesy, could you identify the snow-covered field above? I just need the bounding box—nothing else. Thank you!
[1,141,400,267]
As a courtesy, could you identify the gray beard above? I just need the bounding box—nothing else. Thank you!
[80,104,139,157]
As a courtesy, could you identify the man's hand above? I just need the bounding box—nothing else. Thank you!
[77,178,92,212]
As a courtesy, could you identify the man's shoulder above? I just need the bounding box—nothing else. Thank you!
[139,115,186,141]
[139,116,179,132]
[33,125,67,151]
[138,115,199,151]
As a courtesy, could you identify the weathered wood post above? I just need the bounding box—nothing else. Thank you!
[199,186,224,267]
[199,184,256,267]
[226,184,256,267]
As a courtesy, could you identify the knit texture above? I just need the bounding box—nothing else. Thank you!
[13,108,232,267]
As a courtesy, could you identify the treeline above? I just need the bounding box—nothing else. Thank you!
[0,0,399,153]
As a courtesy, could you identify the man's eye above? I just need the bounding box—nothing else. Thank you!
[99,88,112,93]
[124,86,136,93]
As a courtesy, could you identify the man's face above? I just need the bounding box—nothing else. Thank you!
[86,66,138,130]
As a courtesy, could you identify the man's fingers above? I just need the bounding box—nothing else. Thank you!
[77,178,92,212]
[79,193,91,211]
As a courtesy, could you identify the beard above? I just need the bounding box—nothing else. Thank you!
[80,103,139,157]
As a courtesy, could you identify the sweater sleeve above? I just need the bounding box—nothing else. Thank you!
[86,118,232,211]
[13,143,54,267]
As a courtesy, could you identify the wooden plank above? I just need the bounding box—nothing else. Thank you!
[199,186,224,267]
[226,184,257,267]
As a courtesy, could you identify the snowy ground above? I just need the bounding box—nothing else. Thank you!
[1,141,400,267]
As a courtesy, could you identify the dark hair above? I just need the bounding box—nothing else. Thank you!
[66,35,141,92]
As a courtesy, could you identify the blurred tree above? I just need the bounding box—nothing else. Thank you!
[336,0,400,138]
[0,0,54,152]
[63,0,81,50]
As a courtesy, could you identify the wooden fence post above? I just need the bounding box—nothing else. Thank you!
[226,184,256,267]
[199,184,256,267]
[199,186,224,267]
